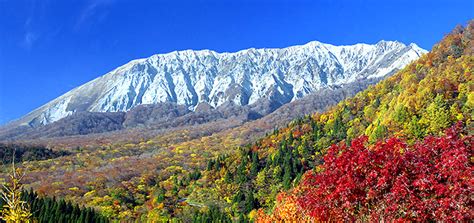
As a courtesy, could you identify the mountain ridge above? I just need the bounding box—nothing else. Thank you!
[6,40,426,129]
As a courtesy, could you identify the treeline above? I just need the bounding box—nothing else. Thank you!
[0,143,69,164]
[0,190,108,223]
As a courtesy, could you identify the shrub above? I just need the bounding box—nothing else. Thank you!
[296,123,472,221]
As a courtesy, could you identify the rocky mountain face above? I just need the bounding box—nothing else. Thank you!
[0,40,426,140]
[12,40,426,127]
[0,77,386,141]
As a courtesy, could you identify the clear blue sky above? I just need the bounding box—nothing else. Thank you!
[0,0,473,125]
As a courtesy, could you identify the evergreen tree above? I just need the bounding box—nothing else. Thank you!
[244,192,256,213]
[250,152,259,177]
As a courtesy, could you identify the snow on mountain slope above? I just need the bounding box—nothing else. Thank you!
[16,40,427,127]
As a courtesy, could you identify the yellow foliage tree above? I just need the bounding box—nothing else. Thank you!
[256,192,311,223]
[0,162,33,223]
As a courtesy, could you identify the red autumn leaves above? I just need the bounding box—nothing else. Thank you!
[290,123,473,221]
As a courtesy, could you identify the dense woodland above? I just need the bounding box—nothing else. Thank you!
[0,143,69,164]
[0,21,472,222]
[0,187,107,222]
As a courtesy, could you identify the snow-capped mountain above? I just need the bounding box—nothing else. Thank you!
[17,40,426,127]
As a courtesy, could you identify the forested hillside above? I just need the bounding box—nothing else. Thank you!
[169,21,473,221]
[257,124,472,221]
[1,21,471,223]
[1,0,472,221]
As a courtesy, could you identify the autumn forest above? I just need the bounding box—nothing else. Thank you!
[0,16,472,223]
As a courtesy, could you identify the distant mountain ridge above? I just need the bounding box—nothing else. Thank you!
[8,40,426,128]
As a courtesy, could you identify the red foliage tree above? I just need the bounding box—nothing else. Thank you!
[297,123,473,221]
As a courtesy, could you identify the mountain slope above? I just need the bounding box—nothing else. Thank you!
[12,40,425,128]
[180,21,473,222]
